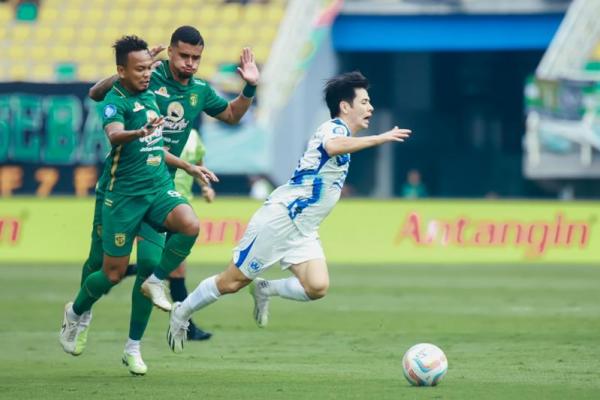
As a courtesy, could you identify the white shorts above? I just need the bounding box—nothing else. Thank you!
[232,203,325,279]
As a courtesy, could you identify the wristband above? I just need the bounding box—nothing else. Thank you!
[242,83,257,98]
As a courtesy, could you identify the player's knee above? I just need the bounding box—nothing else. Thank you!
[181,217,200,237]
[305,281,329,300]
[105,269,124,284]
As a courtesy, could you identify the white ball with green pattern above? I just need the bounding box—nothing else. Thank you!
[402,343,448,386]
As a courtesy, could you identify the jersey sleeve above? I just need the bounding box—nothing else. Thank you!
[321,123,349,146]
[101,95,126,128]
[202,83,229,117]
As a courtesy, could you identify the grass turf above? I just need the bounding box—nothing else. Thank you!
[0,263,598,399]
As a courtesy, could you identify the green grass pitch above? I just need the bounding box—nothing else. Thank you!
[0,263,598,399]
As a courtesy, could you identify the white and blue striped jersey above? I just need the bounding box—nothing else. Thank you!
[266,118,351,235]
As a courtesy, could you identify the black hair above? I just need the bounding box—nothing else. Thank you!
[113,35,148,66]
[170,25,204,47]
[324,71,370,118]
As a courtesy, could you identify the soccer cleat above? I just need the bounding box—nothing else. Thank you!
[122,351,148,376]
[167,302,189,353]
[141,278,172,311]
[249,278,270,328]
[187,324,212,341]
[59,302,81,355]
[73,310,92,356]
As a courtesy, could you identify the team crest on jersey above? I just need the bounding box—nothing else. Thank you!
[114,233,126,247]
[132,102,145,112]
[154,86,170,98]
[190,93,198,106]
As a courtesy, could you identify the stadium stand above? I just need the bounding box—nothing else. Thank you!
[0,0,286,82]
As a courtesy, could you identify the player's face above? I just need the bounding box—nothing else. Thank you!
[168,41,204,79]
[347,88,374,132]
[117,50,153,92]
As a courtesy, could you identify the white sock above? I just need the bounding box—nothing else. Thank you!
[125,339,141,355]
[178,275,221,320]
[67,305,81,321]
[261,277,310,301]
[146,274,162,284]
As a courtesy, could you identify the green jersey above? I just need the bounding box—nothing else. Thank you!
[150,60,228,176]
[101,81,171,195]
[173,130,206,201]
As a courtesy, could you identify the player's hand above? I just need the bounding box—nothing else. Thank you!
[201,185,216,203]
[150,44,166,58]
[150,45,166,69]
[138,116,164,137]
[237,47,260,86]
[379,126,411,143]
[187,165,219,186]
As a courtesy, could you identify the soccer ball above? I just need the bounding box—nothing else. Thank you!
[402,343,448,386]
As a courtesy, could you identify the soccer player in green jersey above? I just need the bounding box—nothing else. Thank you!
[59,35,219,372]
[79,26,259,373]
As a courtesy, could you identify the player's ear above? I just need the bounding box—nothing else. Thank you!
[116,65,126,79]
[340,100,350,115]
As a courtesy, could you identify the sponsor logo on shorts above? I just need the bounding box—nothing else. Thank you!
[114,233,126,247]
[167,190,182,198]
[248,258,263,272]
[104,199,113,207]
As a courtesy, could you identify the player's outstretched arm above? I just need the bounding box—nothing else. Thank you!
[88,45,166,101]
[104,117,164,145]
[214,47,259,125]
[324,127,411,157]
[164,152,219,186]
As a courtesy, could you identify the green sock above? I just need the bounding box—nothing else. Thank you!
[128,239,162,340]
[153,233,197,280]
[73,269,115,315]
[80,236,104,287]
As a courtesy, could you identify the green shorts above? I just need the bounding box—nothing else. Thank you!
[102,188,188,257]
[91,189,166,251]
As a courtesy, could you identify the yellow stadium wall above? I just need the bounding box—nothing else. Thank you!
[0,197,598,264]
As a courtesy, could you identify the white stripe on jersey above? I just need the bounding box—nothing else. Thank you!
[266,118,351,235]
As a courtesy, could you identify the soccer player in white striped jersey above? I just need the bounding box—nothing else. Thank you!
[166,71,411,352]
